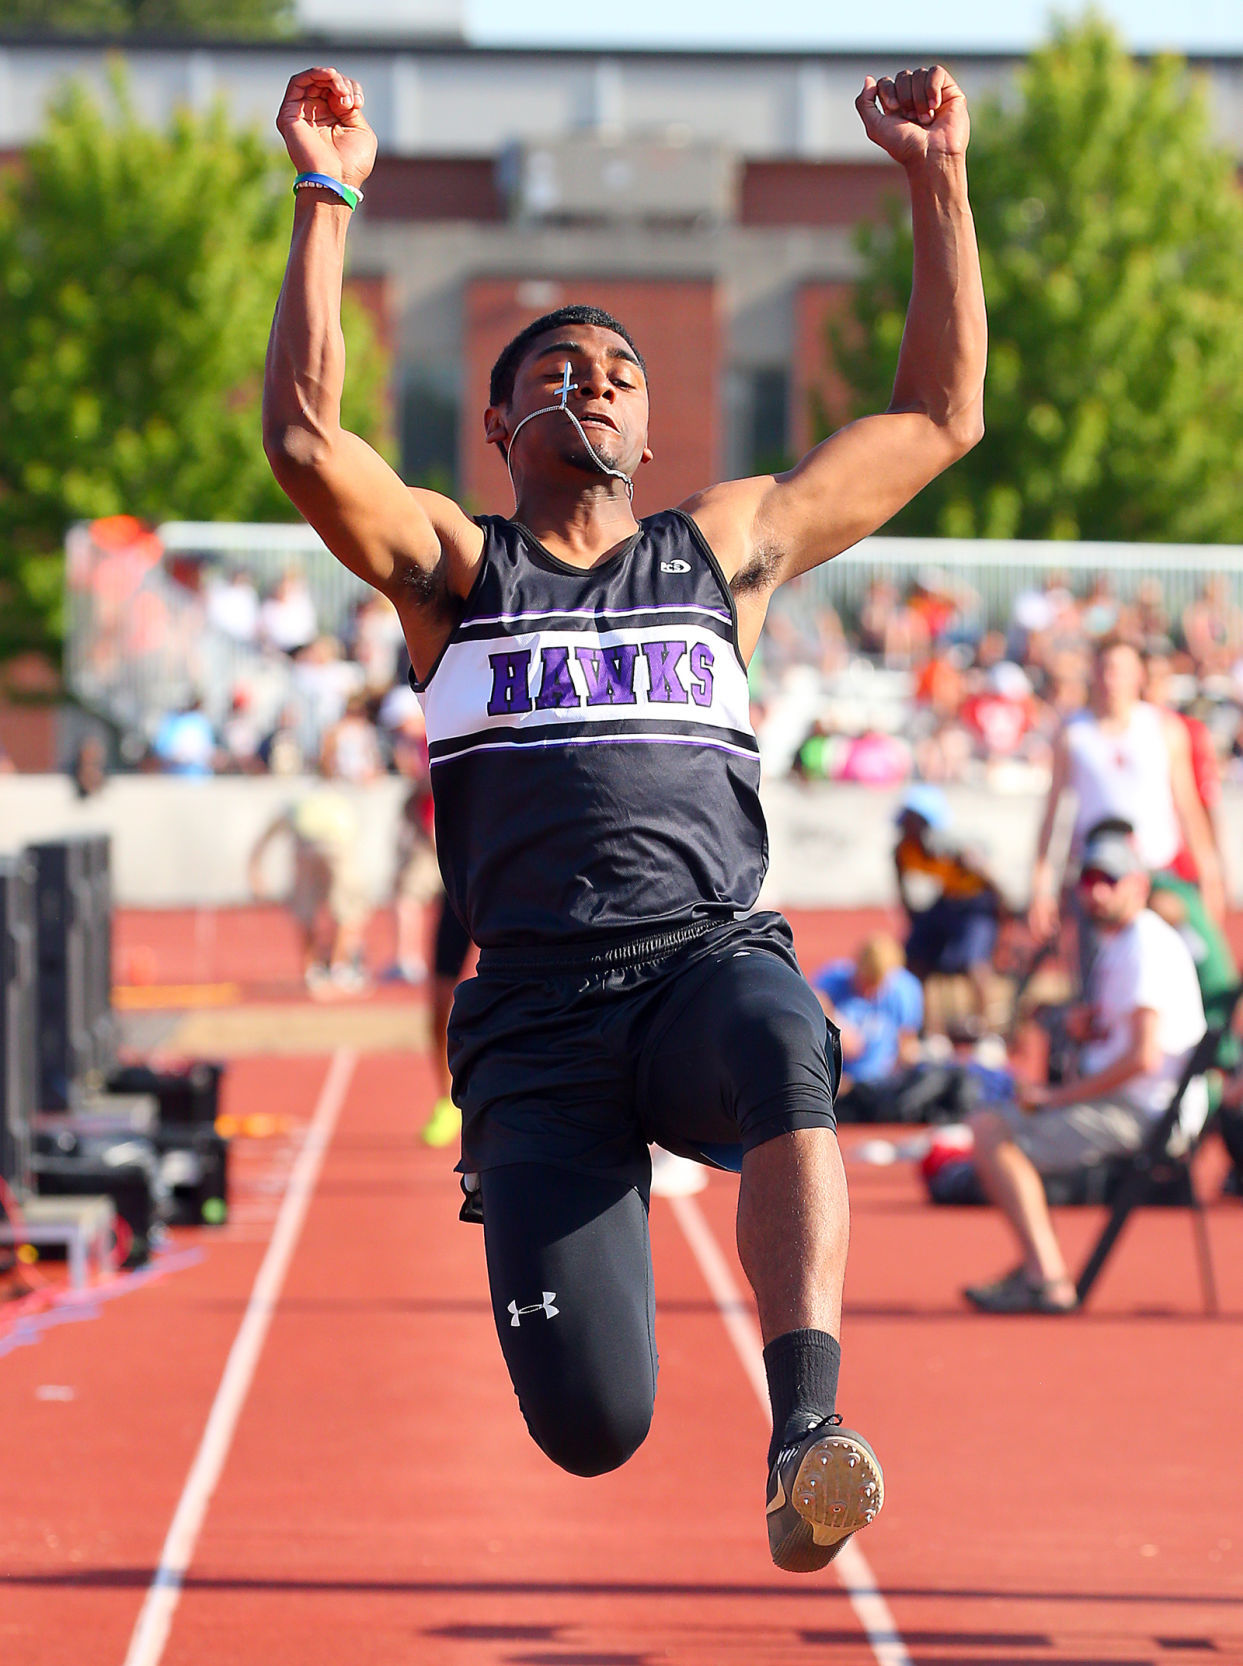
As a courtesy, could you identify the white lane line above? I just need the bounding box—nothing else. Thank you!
[668,1192,912,1666]
[122,1047,358,1666]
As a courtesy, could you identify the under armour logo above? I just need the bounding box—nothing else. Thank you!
[660,559,691,574]
[508,1292,559,1326]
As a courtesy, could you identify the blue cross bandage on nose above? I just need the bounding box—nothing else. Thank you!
[504,361,634,505]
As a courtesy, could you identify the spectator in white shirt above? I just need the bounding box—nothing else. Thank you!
[206,566,260,644]
[259,566,318,655]
[964,827,1206,1314]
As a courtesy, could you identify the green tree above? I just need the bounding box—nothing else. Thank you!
[0,74,389,660]
[825,16,1243,542]
[6,0,294,39]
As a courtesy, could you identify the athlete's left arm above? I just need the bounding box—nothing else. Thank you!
[683,67,985,658]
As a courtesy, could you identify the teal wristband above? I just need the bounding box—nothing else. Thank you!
[293,171,363,211]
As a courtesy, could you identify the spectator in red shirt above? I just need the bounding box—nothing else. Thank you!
[960,662,1034,762]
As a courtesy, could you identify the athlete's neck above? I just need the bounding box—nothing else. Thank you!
[514,483,641,570]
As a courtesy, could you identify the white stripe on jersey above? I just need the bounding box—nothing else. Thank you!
[464,603,733,630]
[422,622,753,749]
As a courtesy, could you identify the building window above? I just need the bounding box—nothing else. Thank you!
[748,367,791,475]
[400,371,459,493]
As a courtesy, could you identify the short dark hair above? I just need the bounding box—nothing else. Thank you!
[488,305,646,407]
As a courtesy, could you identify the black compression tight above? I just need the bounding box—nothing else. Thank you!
[480,1163,657,1477]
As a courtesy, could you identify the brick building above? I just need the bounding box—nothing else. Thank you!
[2,34,1243,521]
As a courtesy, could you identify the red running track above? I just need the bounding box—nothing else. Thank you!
[3,1017,1243,1662]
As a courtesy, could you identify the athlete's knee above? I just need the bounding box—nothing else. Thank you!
[523,1392,653,1477]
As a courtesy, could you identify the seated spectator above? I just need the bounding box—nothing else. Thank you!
[321,690,383,784]
[1018,575,1084,676]
[1128,576,1172,655]
[1008,569,1074,664]
[858,579,904,659]
[875,581,931,669]
[908,568,957,643]
[912,715,973,784]
[1182,576,1243,676]
[813,602,849,675]
[1078,573,1121,642]
[292,636,362,757]
[206,565,260,644]
[790,719,847,783]
[970,630,1008,675]
[960,662,1035,763]
[837,725,911,786]
[894,784,1001,1025]
[1032,649,1089,742]
[348,593,406,695]
[813,935,923,1119]
[910,566,982,649]
[913,643,965,722]
[257,702,306,776]
[259,566,318,655]
[220,686,264,773]
[151,697,217,777]
[964,827,1207,1313]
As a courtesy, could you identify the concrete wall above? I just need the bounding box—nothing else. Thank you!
[5,774,1242,910]
[0,776,409,908]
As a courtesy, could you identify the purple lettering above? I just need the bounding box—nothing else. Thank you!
[642,639,689,704]
[574,643,639,706]
[486,650,533,716]
[688,642,715,707]
[533,644,581,710]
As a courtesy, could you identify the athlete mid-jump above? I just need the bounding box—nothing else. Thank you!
[264,62,985,1574]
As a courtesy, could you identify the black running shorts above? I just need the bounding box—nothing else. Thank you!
[432,893,473,981]
[448,911,840,1191]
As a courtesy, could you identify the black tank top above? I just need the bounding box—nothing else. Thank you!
[414,509,766,947]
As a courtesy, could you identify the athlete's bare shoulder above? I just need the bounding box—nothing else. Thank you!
[404,486,486,602]
[678,478,775,589]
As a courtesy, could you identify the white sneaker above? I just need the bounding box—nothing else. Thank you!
[649,1146,708,1198]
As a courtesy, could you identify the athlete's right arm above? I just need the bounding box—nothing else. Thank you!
[262,69,483,676]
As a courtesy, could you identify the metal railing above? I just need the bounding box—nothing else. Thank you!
[64,523,299,755]
[65,520,1243,752]
[796,534,1243,635]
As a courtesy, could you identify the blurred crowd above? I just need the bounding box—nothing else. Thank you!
[56,535,1243,797]
[764,567,1243,793]
[132,561,423,783]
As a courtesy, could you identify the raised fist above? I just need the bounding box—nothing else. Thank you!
[855,66,970,168]
[276,67,377,191]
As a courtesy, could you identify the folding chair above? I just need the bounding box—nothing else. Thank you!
[1075,982,1243,1314]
